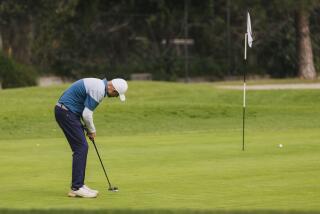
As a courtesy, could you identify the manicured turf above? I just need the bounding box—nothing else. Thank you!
[0,81,320,213]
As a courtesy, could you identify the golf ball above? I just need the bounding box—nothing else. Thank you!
[278,144,283,148]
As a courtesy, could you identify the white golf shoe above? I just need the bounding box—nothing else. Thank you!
[68,186,98,198]
[83,185,99,195]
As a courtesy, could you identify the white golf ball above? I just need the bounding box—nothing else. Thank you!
[278,144,283,148]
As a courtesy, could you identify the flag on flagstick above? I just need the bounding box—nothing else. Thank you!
[247,12,253,48]
[243,11,253,151]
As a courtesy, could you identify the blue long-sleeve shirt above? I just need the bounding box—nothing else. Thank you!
[59,78,108,116]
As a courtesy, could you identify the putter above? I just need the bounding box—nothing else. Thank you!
[90,138,119,192]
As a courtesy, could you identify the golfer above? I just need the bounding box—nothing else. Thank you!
[54,77,128,198]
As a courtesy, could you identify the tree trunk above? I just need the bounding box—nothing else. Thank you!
[296,9,317,80]
[2,15,34,64]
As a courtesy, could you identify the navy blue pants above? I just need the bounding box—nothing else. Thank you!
[54,106,88,190]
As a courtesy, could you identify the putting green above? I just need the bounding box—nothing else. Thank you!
[0,81,319,213]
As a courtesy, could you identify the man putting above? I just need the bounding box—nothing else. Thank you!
[54,77,128,198]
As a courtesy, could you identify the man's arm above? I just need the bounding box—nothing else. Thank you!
[82,107,96,139]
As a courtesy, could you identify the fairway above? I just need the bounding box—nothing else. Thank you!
[0,81,320,213]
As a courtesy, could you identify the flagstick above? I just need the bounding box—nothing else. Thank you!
[243,33,247,151]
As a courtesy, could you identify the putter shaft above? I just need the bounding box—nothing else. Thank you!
[90,139,115,190]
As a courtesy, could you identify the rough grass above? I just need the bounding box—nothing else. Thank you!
[0,81,320,213]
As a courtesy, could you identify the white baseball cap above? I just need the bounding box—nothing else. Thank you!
[111,78,128,101]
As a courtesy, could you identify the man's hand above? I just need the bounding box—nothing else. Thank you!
[87,132,96,141]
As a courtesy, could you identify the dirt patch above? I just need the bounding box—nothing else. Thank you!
[219,83,320,90]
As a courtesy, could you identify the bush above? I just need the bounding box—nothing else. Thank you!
[0,53,38,89]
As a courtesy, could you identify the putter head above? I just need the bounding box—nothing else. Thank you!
[108,186,119,192]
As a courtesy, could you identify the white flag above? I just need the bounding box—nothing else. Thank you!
[247,12,253,48]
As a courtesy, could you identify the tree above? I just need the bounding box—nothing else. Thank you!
[295,5,317,79]
[0,1,35,64]
[2,0,320,82]
[274,0,319,79]
[229,0,320,79]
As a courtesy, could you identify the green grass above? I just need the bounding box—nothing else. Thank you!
[0,81,320,213]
